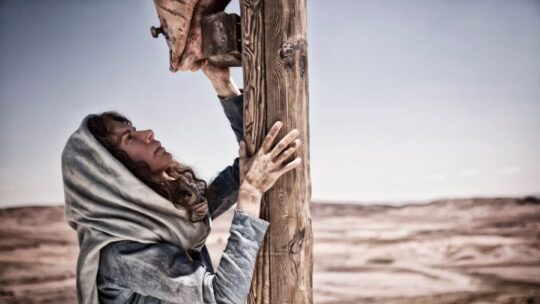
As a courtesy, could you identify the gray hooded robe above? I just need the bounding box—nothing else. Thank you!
[62,94,268,304]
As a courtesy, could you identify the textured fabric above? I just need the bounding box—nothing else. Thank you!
[218,92,245,143]
[97,208,268,304]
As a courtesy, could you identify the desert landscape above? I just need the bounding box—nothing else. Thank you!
[1,197,539,304]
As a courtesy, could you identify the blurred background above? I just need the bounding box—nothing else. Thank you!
[1,0,539,303]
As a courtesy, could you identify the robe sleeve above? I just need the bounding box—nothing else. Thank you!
[207,93,244,220]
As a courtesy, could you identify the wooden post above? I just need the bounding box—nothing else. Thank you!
[240,0,313,303]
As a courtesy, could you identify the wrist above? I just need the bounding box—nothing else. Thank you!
[237,181,262,217]
[212,78,240,98]
[239,181,262,202]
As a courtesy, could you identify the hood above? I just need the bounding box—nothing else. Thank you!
[61,113,211,304]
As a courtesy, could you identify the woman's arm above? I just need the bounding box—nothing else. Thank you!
[204,66,244,219]
[206,92,243,219]
[206,157,240,220]
[202,61,240,99]
[98,208,268,304]
[218,93,244,143]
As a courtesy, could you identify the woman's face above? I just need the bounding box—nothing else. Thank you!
[106,120,174,174]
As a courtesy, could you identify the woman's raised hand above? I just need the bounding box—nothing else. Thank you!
[200,60,230,83]
[239,121,302,196]
[236,121,302,217]
[200,60,241,98]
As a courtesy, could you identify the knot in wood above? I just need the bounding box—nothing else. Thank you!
[279,43,295,59]
[279,40,307,70]
[285,227,306,254]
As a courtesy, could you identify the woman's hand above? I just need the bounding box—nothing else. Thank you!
[201,60,230,83]
[239,121,303,194]
[201,61,240,98]
[236,121,302,217]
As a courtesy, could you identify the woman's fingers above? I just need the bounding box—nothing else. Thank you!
[277,157,302,175]
[261,121,283,153]
[245,122,302,193]
[274,139,301,164]
[190,60,203,72]
[179,52,197,71]
[239,140,247,159]
[270,128,300,159]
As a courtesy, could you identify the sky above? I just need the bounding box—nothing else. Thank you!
[1,0,539,207]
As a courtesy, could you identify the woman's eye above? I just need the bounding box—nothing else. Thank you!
[124,132,134,142]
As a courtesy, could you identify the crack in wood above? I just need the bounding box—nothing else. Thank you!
[244,0,263,10]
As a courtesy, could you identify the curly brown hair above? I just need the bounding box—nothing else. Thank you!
[87,111,213,222]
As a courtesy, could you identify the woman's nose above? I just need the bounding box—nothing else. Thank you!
[143,129,154,142]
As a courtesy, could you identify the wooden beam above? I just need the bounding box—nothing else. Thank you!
[201,12,242,67]
[240,0,313,303]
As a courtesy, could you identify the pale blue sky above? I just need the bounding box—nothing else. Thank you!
[1,0,539,207]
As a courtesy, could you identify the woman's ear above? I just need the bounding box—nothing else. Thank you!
[161,170,175,181]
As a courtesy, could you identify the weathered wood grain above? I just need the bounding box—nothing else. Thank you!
[201,12,242,67]
[240,0,269,302]
[241,0,313,302]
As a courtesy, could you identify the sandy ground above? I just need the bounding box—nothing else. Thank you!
[1,197,539,303]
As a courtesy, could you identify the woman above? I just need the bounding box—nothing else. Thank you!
[61,62,302,304]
